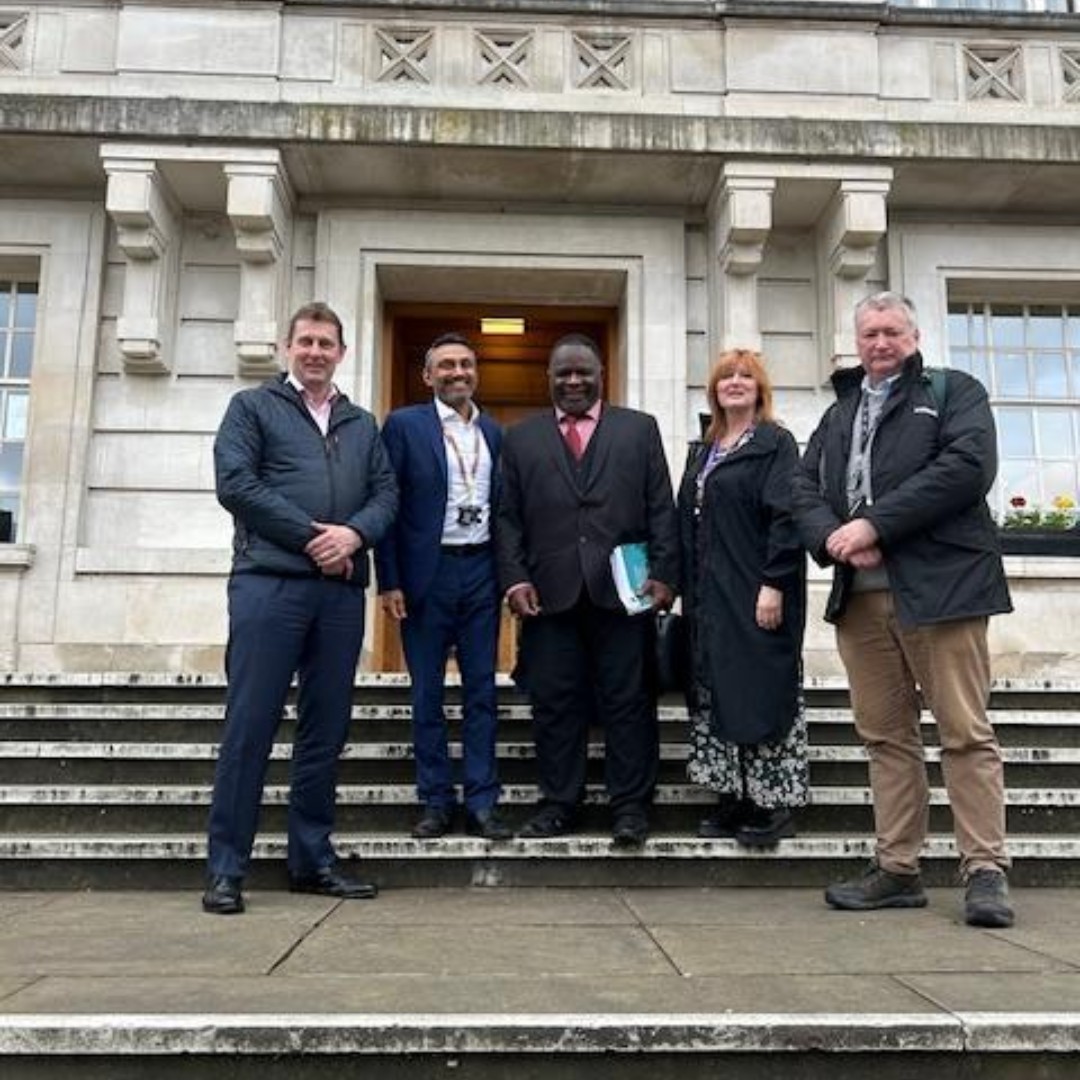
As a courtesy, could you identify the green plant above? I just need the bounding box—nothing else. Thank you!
[1001,494,1078,531]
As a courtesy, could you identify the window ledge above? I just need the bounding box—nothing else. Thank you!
[74,547,229,576]
[0,544,35,572]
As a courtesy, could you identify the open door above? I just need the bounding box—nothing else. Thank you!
[374,302,618,672]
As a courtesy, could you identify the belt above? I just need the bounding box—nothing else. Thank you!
[440,543,492,558]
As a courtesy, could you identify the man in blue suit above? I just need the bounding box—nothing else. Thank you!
[375,332,510,841]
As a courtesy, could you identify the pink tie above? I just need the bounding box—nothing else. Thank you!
[563,416,583,460]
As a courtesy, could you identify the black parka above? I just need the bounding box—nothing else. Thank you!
[792,352,1012,627]
[678,422,806,745]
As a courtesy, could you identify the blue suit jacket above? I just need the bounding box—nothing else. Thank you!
[374,402,501,603]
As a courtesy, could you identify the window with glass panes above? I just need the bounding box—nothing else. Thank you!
[0,279,36,542]
[948,301,1080,522]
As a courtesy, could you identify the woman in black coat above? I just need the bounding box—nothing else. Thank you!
[677,349,808,846]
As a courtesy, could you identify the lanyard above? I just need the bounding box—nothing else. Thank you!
[850,388,885,510]
[695,426,754,511]
[443,422,481,505]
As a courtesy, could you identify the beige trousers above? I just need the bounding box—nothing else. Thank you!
[836,590,1009,879]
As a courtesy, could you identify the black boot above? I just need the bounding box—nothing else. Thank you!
[697,795,749,839]
[735,804,796,848]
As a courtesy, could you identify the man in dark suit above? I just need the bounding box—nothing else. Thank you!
[497,333,679,846]
[375,333,510,841]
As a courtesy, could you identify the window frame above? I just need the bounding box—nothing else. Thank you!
[947,297,1080,524]
[0,274,38,543]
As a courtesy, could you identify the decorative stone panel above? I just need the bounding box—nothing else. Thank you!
[573,31,632,91]
[476,28,531,88]
[0,12,28,72]
[374,26,433,85]
[964,43,1024,102]
[1062,48,1080,104]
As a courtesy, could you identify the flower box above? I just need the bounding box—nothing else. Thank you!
[999,529,1080,558]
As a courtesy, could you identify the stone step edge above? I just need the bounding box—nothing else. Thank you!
[2,834,1077,860]
[4,783,1079,808]
[4,705,1079,726]
[2,1011,1078,1056]
[4,672,1080,693]
[7,742,1080,765]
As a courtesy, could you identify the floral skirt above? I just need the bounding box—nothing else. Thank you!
[686,677,810,810]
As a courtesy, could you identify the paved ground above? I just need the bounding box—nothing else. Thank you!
[2,883,1079,1019]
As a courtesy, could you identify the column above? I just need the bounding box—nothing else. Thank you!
[821,177,892,372]
[225,156,293,377]
[709,167,776,352]
[101,158,180,374]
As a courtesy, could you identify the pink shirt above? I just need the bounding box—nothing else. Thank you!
[287,373,338,435]
[556,401,602,454]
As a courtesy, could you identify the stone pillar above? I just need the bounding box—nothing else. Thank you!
[101,158,180,374]
[821,176,891,373]
[710,167,775,352]
[225,156,293,377]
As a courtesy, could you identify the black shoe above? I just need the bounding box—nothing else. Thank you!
[289,866,378,900]
[697,795,748,839]
[612,810,649,849]
[735,807,796,848]
[411,806,455,839]
[202,875,244,915]
[465,807,513,841]
[825,861,927,911]
[517,804,576,839]
[964,869,1015,929]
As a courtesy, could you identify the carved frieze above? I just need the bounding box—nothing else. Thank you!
[573,31,632,91]
[476,28,532,88]
[0,12,28,72]
[1062,47,1080,103]
[374,26,433,85]
[964,43,1024,102]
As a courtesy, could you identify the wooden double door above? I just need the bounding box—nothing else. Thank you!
[374,301,617,673]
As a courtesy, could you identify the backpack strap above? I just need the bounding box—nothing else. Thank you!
[923,367,949,413]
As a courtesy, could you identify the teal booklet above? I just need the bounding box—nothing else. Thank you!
[610,542,653,615]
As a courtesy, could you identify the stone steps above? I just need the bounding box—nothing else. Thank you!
[5,998,1079,1080]
[2,674,1080,888]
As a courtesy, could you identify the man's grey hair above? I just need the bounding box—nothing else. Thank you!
[855,291,919,332]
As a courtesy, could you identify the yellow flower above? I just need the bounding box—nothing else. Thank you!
[1052,494,1076,511]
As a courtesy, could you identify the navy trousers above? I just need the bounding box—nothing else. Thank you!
[400,549,501,813]
[207,573,366,879]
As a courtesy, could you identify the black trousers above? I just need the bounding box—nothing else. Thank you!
[519,593,658,815]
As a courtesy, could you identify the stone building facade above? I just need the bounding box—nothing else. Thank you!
[0,0,1078,676]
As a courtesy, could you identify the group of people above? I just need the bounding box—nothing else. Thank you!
[202,292,1016,933]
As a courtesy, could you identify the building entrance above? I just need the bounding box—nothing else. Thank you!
[373,301,618,672]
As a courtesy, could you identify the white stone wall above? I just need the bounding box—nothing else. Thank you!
[5,195,1078,675]
[1,1,1078,674]
[10,3,1080,121]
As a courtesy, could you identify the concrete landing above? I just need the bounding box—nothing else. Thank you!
[1,884,1079,1077]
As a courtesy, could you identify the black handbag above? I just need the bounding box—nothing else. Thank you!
[654,610,689,694]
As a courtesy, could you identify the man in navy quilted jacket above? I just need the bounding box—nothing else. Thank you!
[203,302,397,915]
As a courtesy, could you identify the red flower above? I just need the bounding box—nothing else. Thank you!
[1010,495,1027,508]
